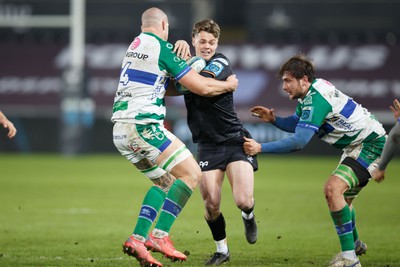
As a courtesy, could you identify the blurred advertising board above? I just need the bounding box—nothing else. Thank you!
[1,43,399,123]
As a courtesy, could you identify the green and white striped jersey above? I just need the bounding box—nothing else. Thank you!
[111,32,190,125]
[295,78,386,149]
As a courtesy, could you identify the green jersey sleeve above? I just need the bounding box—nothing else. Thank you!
[157,39,190,79]
[296,88,333,132]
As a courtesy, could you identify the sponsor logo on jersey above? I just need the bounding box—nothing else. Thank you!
[247,156,254,163]
[334,90,340,97]
[199,161,209,168]
[327,116,354,130]
[125,51,149,60]
[113,134,127,140]
[130,37,141,50]
[116,91,132,97]
[205,61,224,76]
[333,118,355,131]
[128,142,141,153]
[301,106,313,121]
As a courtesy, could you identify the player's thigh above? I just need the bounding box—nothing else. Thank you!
[226,161,255,202]
[112,122,162,163]
[199,169,225,204]
[113,122,188,171]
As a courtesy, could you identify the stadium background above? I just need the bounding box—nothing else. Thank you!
[1,0,399,156]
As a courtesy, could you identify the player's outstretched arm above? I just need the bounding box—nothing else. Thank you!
[243,126,314,156]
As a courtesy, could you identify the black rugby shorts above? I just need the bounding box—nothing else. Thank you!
[197,143,258,172]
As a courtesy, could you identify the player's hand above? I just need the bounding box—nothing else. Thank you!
[0,113,17,139]
[243,136,261,156]
[173,40,191,60]
[250,106,276,123]
[390,98,400,121]
[226,74,238,92]
[371,168,385,183]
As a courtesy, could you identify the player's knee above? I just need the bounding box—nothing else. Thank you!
[180,169,202,190]
[191,170,202,187]
[235,197,253,211]
[324,180,340,201]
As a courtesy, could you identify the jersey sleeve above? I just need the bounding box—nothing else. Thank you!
[261,126,315,153]
[201,54,232,81]
[158,40,191,80]
[297,91,332,133]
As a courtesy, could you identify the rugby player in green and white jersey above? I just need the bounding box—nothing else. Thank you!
[112,7,238,267]
[243,54,386,267]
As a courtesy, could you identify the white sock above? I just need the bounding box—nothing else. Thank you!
[342,250,357,260]
[152,229,168,238]
[242,210,254,220]
[215,238,228,254]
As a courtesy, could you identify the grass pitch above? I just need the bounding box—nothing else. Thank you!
[0,153,399,267]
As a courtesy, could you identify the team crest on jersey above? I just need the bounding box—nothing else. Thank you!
[301,106,313,121]
[205,61,223,76]
[303,93,314,105]
[130,37,141,50]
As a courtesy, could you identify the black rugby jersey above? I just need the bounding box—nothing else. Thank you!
[184,53,246,144]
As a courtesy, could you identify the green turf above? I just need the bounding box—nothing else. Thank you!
[1,153,399,267]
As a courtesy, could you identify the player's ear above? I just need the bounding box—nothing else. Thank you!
[162,20,168,31]
[300,75,308,86]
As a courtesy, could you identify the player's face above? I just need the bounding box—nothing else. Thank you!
[192,31,218,61]
[281,73,308,100]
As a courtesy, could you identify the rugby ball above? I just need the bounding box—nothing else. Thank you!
[176,56,206,94]
[187,56,206,73]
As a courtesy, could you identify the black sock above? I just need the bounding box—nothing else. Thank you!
[206,213,226,241]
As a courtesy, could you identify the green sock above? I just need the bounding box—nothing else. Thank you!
[330,204,355,251]
[155,179,193,233]
[133,186,166,239]
[351,207,359,242]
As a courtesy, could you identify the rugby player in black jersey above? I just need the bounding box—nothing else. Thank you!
[183,19,258,266]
